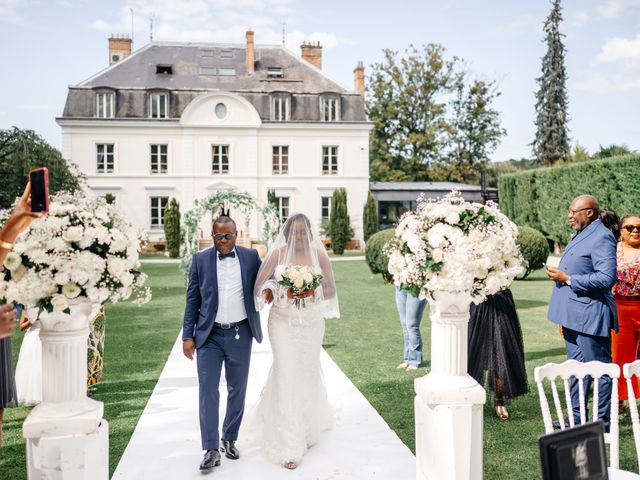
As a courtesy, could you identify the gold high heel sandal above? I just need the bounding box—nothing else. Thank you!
[284,461,297,470]
[495,405,509,421]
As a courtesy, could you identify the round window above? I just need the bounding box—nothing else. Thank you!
[215,102,227,119]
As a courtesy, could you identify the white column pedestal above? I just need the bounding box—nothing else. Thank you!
[415,291,486,480]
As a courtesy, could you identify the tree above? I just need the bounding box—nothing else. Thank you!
[0,127,85,209]
[363,191,378,242]
[448,79,506,182]
[329,188,351,255]
[592,144,633,159]
[163,198,181,258]
[532,0,570,166]
[565,142,589,163]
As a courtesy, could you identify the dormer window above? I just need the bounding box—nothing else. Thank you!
[156,64,173,75]
[321,96,339,122]
[220,49,234,59]
[271,94,290,121]
[150,93,169,119]
[96,91,114,118]
[267,67,284,78]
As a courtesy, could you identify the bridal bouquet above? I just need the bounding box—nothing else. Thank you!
[386,190,523,304]
[274,264,323,309]
[0,192,151,314]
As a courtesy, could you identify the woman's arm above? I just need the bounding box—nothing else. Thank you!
[0,182,44,264]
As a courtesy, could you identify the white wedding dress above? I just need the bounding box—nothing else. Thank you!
[252,296,333,465]
[15,320,43,405]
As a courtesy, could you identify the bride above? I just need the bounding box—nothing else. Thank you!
[253,213,340,469]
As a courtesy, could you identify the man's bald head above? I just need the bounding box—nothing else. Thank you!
[568,195,600,231]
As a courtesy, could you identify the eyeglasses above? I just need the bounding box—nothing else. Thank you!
[213,233,235,241]
[568,207,593,216]
[622,225,640,233]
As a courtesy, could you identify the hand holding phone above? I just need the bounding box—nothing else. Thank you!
[29,167,49,213]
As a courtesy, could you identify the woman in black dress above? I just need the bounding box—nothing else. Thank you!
[468,288,528,420]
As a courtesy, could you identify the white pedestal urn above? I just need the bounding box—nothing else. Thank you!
[23,299,109,480]
[414,290,486,480]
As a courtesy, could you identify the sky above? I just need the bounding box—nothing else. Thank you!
[1,0,640,162]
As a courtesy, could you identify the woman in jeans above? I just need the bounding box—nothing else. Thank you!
[395,287,427,371]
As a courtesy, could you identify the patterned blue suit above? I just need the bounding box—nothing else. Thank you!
[548,218,617,427]
[183,246,262,451]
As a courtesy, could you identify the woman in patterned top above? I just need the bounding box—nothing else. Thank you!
[612,214,640,404]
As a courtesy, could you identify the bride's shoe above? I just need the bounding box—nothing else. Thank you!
[495,405,509,421]
[396,362,409,369]
[284,461,297,470]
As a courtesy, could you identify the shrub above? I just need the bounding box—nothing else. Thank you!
[363,191,378,242]
[163,198,181,258]
[329,188,352,255]
[365,228,395,283]
[516,225,549,279]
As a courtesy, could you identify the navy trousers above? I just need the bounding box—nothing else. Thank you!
[196,321,252,451]
[563,327,613,430]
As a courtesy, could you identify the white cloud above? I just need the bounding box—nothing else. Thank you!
[573,72,640,93]
[0,0,36,25]
[596,0,640,18]
[596,33,640,63]
[495,14,540,36]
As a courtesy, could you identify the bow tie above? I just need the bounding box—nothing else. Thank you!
[218,251,236,260]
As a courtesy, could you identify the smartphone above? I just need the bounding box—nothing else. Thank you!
[29,167,49,213]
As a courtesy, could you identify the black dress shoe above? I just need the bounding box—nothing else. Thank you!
[220,439,240,460]
[552,417,571,430]
[199,450,221,472]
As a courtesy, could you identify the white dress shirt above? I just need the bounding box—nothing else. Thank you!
[214,248,247,325]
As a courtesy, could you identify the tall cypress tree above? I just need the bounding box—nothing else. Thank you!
[533,0,570,166]
[164,198,181,258]
[329,188,351,255]
[363,191,378,242]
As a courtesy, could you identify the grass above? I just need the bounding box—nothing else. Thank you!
[1,261,637,479]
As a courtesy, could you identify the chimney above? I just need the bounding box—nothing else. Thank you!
[300,41,322,70]
[246,30,255,74]
[108,34,132,65]
[354,61,365,97]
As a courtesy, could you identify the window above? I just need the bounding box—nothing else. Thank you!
[200,49,214,57]
[96,92,114,118]
[321,97,339,121]
[150,144,168,174]
[96,143,115,173]
[321,196,332,224]
[150,196,169,227]
[156,64,173,75]
[277,197,290,222]
[212,145,229,174]
[150,93,168,119]
[217,68,236,76]
[214,103,227,119]
[267,67,284,78]
[271,96,289,121]
[272,146,289,175]
[199,66,216,76]
[220,49,234,59]
[322,146,338,175]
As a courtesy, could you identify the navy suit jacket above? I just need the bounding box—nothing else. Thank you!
[183,246,263,349]
[548,219,618,337]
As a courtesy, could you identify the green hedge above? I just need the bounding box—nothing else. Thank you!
[516,226,549,279]
[498,154,640,243]
[365,228,395,283]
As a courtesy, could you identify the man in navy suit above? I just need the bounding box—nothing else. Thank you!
[546,195,618,429]
[183,215,263,473]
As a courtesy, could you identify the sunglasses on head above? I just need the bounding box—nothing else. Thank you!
[213,233,235,241]
[622,225,640,233]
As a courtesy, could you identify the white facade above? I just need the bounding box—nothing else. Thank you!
[59,91,372,244]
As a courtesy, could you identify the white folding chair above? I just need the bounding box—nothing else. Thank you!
[623,360,640,474]
[534,359,620,469]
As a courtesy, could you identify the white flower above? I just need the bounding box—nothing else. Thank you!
[431,248,444,263]
[51,294,69,311]
[62,282,81,299]
[293,276,305,289]
[63,226,84,243]
[11,264,27,282]
[274,265,286,281]
[302,272,314,284]
[3,252,22,271]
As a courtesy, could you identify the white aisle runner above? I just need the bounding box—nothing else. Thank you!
[113,308,416,479]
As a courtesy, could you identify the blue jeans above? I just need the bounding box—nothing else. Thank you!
[395,288,426,367]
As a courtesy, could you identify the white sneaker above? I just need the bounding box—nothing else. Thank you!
[405,365,418,371]
[396,362,409,369]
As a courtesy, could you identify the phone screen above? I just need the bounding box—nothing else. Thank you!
[30,169,47,212]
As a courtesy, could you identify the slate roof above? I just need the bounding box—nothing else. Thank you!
[61,42,367,122]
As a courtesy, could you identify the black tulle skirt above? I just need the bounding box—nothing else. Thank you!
[0,337,17,408]
[468,289,528,403]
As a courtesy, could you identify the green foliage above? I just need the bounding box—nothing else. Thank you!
[533,0,570,166]
[366,44,505,183]
[364,228,395,282]
[0,127,85,209]
[498,154,640,243]
[483,158,537,188]
[363,191,378,242]
[104,193,116,205]
[163,198,181,258]
[565,143,590,163]
[516,226,549,278]
[329,188,351,255]
[592,144,633,159]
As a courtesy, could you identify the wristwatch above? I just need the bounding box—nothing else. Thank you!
[565,277,571,286]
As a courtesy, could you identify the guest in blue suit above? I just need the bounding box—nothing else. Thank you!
[182,215,263,473]
[546,195,618,429]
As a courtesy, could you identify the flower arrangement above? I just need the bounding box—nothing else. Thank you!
[0,192,151,314]
[274,264,323,309]
[386,191,523,303]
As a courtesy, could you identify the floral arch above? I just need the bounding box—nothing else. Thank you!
[180,190,280,276]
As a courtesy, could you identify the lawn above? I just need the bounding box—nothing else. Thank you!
[1,260,637,479]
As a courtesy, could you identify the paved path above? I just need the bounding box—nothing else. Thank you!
[112,307,415,480]
[141,256,365,264]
